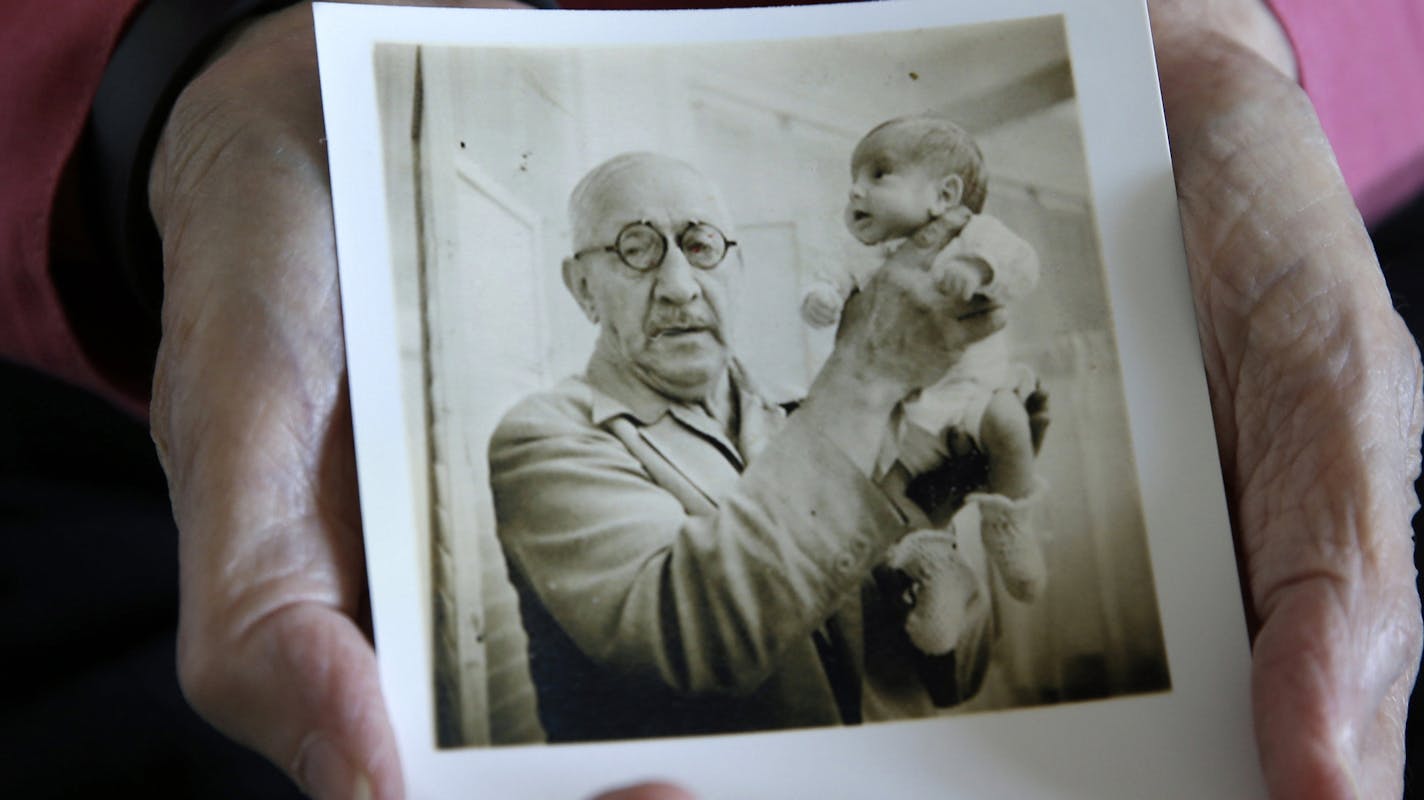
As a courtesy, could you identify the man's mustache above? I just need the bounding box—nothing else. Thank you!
[645,306,721,339]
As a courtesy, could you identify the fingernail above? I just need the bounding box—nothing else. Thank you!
[296,734,370,800]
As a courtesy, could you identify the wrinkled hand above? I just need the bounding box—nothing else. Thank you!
[146,3,685,799]
[800,229,1007,475]
[831,231,1006,398]
[1152,2,1422,797]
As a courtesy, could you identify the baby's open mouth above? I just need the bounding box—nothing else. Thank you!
[851,210,871,222]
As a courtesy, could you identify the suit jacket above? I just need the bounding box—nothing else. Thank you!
[489,351,984,742]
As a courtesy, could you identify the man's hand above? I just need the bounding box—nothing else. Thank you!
[1151,2,1423,797]
[834,231,1005,393]
[800,231,1005,475]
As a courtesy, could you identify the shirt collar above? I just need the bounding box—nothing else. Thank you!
[584,347,781,428]
[585,349,682,426]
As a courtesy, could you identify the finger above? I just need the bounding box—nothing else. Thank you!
[179,595,400,800]
[950,302,1007,345]
[944,428,979,460]
[593,782,699,800]
[1023,381,1048,413]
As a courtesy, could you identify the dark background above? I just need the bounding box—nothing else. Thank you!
[2,192,1422,796]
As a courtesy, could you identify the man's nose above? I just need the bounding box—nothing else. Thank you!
[653,246,702,305]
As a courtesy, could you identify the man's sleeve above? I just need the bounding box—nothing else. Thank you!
[489,391,907,694]
[1267,0,1424,225]
[0,0,146,414]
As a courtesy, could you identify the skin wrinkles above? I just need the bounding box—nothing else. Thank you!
[140,1,1421,796]
[1155,16,1421,797]
[1238,367,1402,622]
[150,5,545,799]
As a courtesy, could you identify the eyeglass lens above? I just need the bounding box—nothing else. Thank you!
[615,222,727,271]
[615,224,666,270]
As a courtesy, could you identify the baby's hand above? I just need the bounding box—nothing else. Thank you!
[801,283,844,328]
[935,256,992,301]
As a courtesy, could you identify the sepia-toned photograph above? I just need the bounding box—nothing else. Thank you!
[369,12,1171,751]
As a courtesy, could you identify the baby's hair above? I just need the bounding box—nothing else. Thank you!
[853,115,988,214]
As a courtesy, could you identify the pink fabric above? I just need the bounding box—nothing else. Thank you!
[0,0,146,413]
[1268,0,1424,225]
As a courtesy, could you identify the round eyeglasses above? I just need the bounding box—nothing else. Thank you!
[573,221,736,272]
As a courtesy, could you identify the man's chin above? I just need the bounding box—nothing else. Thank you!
[638,350,728,401]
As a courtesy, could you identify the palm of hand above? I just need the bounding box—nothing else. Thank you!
[149,6,396,799]
[1157,31,1422,800]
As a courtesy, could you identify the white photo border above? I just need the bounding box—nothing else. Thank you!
[315,1,1262,797]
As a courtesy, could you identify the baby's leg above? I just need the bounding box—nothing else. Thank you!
[973,388,1046,602]
[979,389,1036,499]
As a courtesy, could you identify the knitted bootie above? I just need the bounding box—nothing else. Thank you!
[880,528,986,656]
[972,482,1047,603]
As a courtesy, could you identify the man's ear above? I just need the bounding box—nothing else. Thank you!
[930,174,965,217]
[562,256,600,324]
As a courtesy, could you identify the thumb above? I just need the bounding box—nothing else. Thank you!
[910,214,958,251]
[179,600,401,800]
[948,301,1008,347]
[885,216,956,272]
[593,783,699,800]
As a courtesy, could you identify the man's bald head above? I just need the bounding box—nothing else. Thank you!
[567,152,733,252]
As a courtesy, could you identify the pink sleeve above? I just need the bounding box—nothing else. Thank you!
[0,0,146,415]
[1267,0,1424,225]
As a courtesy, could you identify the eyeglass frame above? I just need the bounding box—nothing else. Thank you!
[571,220,738,272]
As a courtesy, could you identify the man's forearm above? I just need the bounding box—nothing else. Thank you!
[796,355,903,476]
[489,391,908,695]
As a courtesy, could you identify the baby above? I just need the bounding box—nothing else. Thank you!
[803,115,1047,607]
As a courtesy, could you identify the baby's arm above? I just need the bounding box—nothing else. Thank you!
[800,245,881,328]
[800,279,846,328]
[933,214,1040,303]
[936,256,994,301]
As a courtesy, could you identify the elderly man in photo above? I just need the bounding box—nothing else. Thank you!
[489,151,1030,742]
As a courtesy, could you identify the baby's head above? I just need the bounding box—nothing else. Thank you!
[845,115,986,245]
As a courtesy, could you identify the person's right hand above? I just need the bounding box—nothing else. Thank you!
[798,228,1007,475]
[830,230,1006,398]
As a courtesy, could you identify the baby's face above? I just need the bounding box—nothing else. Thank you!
[845,151,942,245]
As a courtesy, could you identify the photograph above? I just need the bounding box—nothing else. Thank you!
[370,13,1169,750]
[319,2,1260,796]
